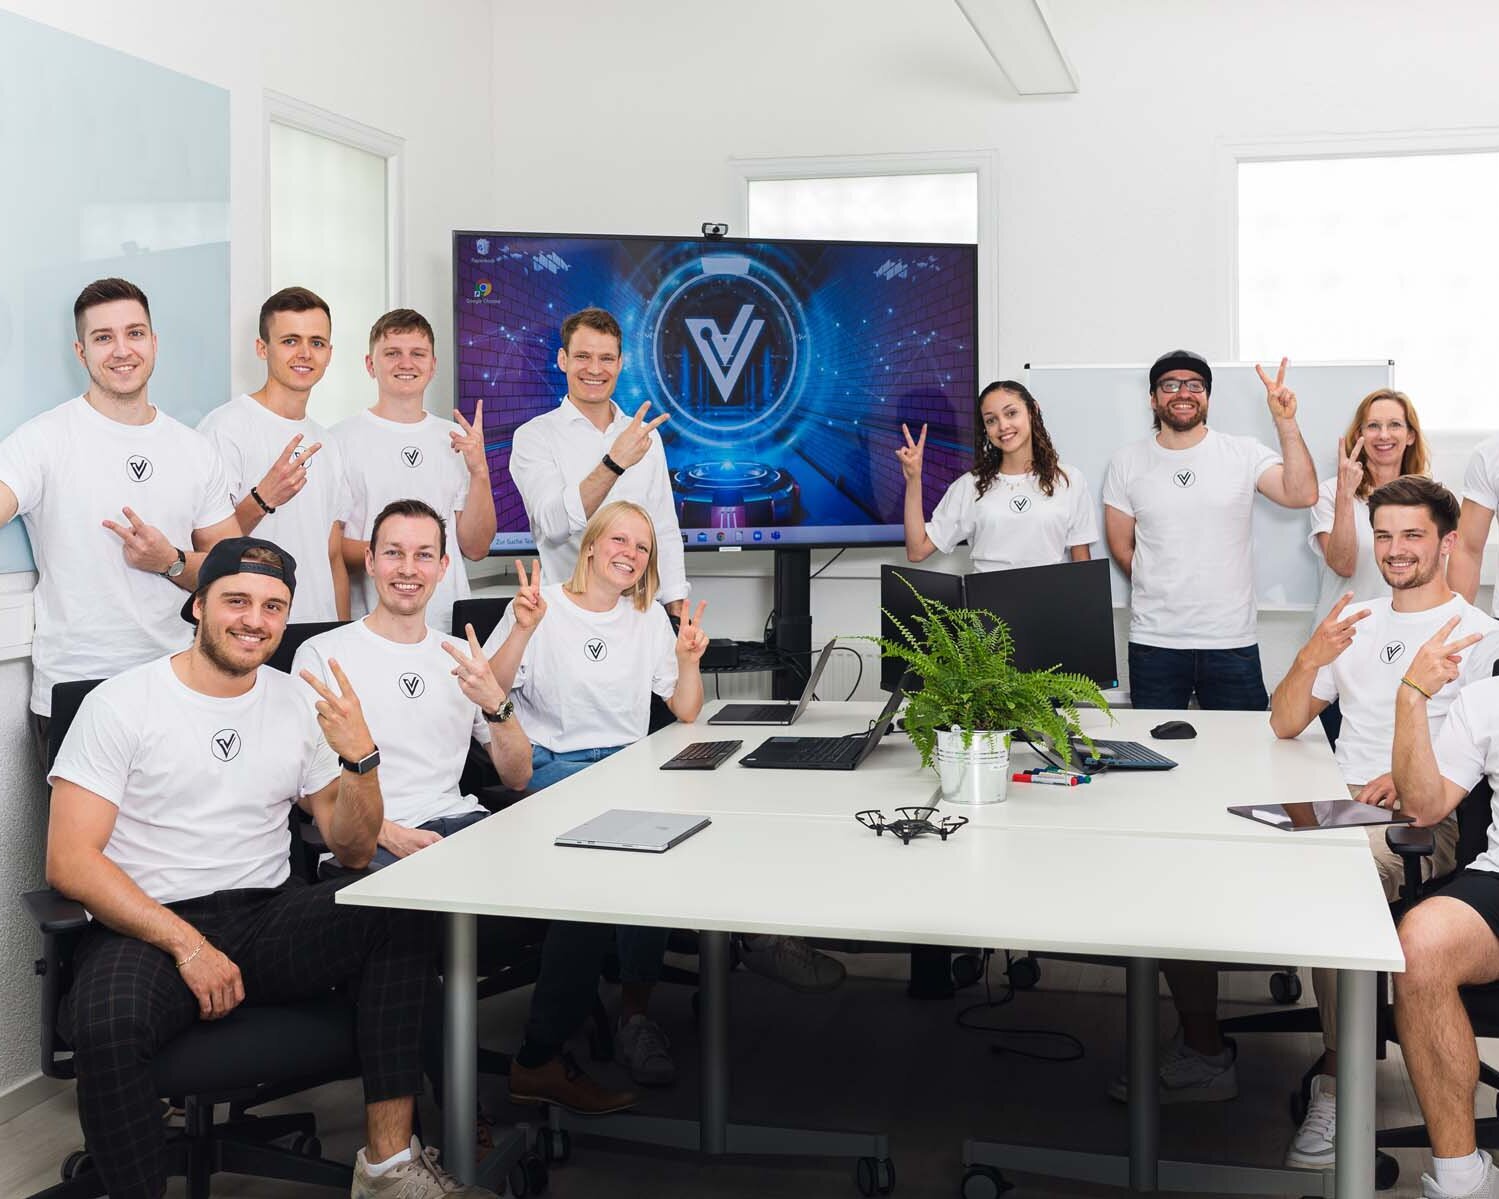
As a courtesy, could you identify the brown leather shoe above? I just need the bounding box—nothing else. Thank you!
[508,1053,637,1115]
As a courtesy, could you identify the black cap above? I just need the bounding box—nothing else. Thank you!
[181,537,298,624]
[1149,349,1213,394]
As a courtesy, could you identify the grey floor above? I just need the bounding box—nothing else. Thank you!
[0,951,1473,1198]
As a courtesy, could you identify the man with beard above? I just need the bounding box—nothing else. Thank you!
[1266,477,1499,1168]
[0,278,241,761]
[1102,350,1316,1107]
[45,537,500,1199]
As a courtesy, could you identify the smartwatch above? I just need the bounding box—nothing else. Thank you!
[601,453,626,477]
[162,548,187,579]
[483,697,515,724]
[339,746,381,775]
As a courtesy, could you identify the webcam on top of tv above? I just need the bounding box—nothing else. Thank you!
[701,221,729,240]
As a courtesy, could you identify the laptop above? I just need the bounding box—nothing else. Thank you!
[554,809,711,853]
[709,640,837,726]
[1070,738,1178,771]
[739,683,905,771]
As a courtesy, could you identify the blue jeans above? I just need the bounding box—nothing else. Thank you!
[369,808,490,869]
[1126,642,1268,712]
[529,743,668,986]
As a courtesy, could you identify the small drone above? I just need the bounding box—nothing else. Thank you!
[856,806,968,845]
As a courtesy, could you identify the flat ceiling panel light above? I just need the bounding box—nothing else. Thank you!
[953,0,1079,96]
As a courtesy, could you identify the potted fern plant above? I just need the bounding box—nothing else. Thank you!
[871,576,1113,804]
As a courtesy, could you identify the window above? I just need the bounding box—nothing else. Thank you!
[1238,152,1499,431]
[266,97,400,425]
[746,172,979,243]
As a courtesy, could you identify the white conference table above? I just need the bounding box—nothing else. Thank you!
[338,706,1402,1198]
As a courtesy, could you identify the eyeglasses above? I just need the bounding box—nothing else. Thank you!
[1156,379,1206,395]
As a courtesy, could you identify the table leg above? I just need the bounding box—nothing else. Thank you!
[699,929,730,1153]
[1127,956,1159,1192]
[444,913,478,1184]
[1335,969,1376,1199]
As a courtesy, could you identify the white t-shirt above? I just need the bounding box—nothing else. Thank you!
[508,397,690,605]
[291,619,488,829]
[197,394,349,622]
[1431,677,1499,874]
[332,409,473,631]
[1462,435,1499,618]
[483,582,677,754]
[1101,429,1281,649]
[925,466,1097,573]
[1312,594,1499,787]
[1307,479,1387,629]
[0,397,235,715]
[48,656,340,905]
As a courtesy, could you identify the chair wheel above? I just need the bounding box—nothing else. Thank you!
[961,1164,1012,1199]
[289,1132,322,1157]
[1270,971,1302,1004]
[538,1126,571,1165]
[1008,955,1040,990]
[508,1150,548,1196]
[1376,1150,1400,1190]
[60,1150,92,1181]
[952,953,985,988]
[855,1155,895,1195]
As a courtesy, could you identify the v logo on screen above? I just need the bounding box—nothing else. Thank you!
[210,729,241,762]
[685,304,765,402]
[1382,641,1406,664]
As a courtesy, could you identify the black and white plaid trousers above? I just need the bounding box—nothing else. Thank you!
[59,875,432,1199]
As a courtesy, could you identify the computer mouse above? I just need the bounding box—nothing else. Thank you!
[1150,720,1197,740]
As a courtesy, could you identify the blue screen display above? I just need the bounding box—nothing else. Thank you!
[453,232,978,552]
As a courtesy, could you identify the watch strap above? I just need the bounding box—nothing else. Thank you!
[250,486,276,515]
[339,747,381,774]
[483,697,515,724]
[601,453,626,477]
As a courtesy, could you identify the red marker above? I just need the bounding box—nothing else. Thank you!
[1012,772,1079,786]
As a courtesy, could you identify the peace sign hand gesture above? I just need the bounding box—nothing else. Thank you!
[299,659,377,763]
[896,423,927,483]
[442,623,506,713]
[1297,592,1371,670]
[1335,436,1365,502]
[607,402,670,470]
[102,507,179,575]
[451,400,488,477]
[512,560,547,630]
[256,434,322,508]
[674,600,709,663]
[1255,356,1298,421]
[1403,616,1485,700]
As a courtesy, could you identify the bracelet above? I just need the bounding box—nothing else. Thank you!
[250,486,276,515]
[1400,676,1434,700]
[601,453,626,477]
[175,934,209,970]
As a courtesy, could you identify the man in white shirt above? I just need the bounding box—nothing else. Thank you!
[1385,620,1499,1198]
[1448,435,1499,615]
[198,286,350,621]
[46,537,496,1199]
[334,309,495,631]
[1102,349,1316,1108]
[1267,477,1498,1168]
[507,307,688,616]
[0,277,241,758]
[294,499,633,1115]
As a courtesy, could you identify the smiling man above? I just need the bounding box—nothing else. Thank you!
[198,287,351,621]
[332,309,494,631]
[0,277,241,759]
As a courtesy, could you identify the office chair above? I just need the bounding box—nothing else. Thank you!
[21,679,360,1199]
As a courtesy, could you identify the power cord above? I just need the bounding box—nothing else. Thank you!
[954,950,1085,1063]
[809,548,846,579]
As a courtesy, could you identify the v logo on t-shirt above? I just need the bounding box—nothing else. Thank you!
[126,454,153,482]
[1381,641,1406,665]
[210,729,241,762]
[1172,469,1196,489]
[401,446,423,468]
[398,672,426,698]
[584,637,608,662]
[1009,495,1031,514]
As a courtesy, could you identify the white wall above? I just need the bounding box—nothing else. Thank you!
[0,0,497,1100]
[485,0,1499,692]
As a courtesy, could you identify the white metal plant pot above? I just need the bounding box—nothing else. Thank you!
[935,726,1012,805]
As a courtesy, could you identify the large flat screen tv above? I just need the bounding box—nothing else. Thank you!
[453,231,979,553]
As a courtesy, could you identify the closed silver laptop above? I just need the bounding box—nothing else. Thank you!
[554,809,711,853]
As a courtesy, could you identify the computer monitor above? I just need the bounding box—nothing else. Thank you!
[961,559,1118,690]
[878,565,967,692]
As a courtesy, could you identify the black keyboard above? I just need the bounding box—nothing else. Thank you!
[1073,739,1178,770]
[777,736,861,765]
[711,703,796,723]
[660,740,742,770]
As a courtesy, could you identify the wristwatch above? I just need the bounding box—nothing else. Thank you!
[162,548,186,579]
[483,697,515,724]
[339,746,381,775]
[601,453,626,477]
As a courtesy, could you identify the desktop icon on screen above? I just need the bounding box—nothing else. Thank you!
[475,238,490,256]
[473,279,492,299]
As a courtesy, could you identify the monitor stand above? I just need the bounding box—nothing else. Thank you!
[767,547,811,700]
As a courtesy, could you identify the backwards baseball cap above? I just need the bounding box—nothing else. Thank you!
[1149,349,1213,394]
[181,537,298,624]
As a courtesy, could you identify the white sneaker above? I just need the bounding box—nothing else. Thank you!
[352,1136,499,1198]
[1424,1152,1499,1198]
[615,1014,676,1087]
[1285,1074,1336,1168]
[1106,1029,1238,1105]
[738,935,846,992]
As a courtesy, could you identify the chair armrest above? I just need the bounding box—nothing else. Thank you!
[1387,826,1436,857]
[299,819,329,851]
[20,888,89,934]
[478,785,532,813]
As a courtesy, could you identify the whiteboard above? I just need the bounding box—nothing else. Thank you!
[0,11,230,572]
[1025,361,1395,611]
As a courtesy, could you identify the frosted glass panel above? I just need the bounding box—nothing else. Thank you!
[0,11,230,572]
[748,174,979,243]
[1239,154,1499,431]
[268,122,389,426]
